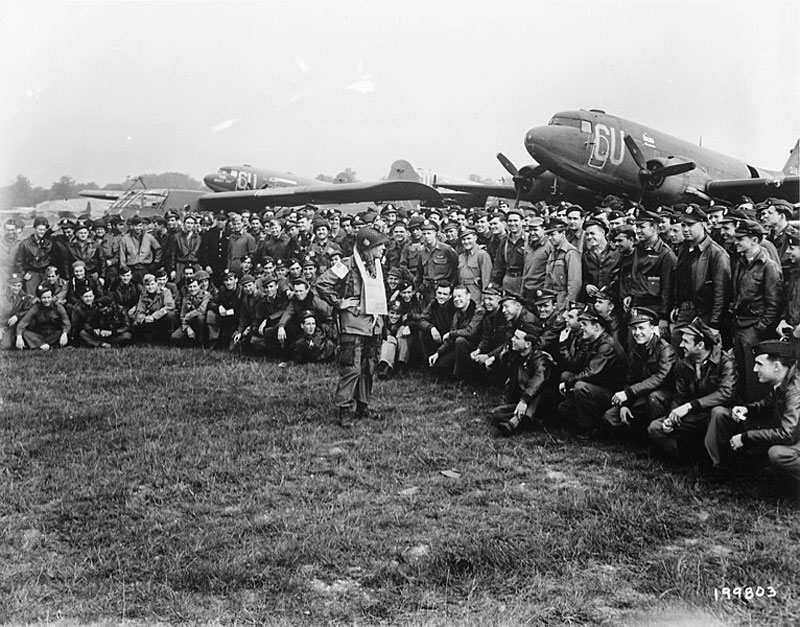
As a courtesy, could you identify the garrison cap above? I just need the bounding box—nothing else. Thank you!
[517,320,544,342]
[786,226,800,247]
[578,308,603,324]
[628,307,658,326]
[766,198,795,219]
[584,218,609,233]
[499,289,526,305]
[752,340,795,360]
[592,285,615,302]
[240,274,256,285]
[612,224,636,239]
[733,220,766,238]
[533,288,557,305]
[482,283,502,297]
[678,204,708,224]
[681,316,719,346]
[633,209,660,224]
[718,208,748,224]
[545,217,568,232]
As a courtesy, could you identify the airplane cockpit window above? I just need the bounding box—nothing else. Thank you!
[581,120,592,134]
[549,116,582,129]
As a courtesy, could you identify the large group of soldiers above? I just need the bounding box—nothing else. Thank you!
[1,194,799,494]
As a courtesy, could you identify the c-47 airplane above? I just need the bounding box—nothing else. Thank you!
[438,109,799,208]
[81,159,444,218]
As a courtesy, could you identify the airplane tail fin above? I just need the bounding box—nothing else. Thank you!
[387,159,421,183]
[782,140,799,175]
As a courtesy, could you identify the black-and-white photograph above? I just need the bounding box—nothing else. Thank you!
[1,1,799,624]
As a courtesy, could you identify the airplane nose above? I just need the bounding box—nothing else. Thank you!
[204,173,232,192]
[524,125,559,164]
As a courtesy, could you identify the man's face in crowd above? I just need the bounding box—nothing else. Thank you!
[452,288,470,310]
[510,329,531,353]
[630,320,655,345]
[434,286,452,305]
[241,257,253,274]
[566,210,583,232]
[482,293,501,312]
[224,275,237,291]
[754,354,782,385]
[302,265,316,280]
[614,233,635,254]
[315,226,329,241]
[585,224,606,250]
[120,271,132,285]
[301,317,316,336]
[679,332,702,360]
[9,280,22,295]
[330,215,340,231]
[131,223,144,237]
[183,218,196,233]
[410,226,423,242]
[187,280,200,297]
[489,217,504,235]
[231,217,243,234]
[183,267,195,282]
[636,221,657,242]
[293,283,310,301]
[81,290,95,306]
[288,262,302,278]
[580,319,603,341]
[507,214,523,235]
[265,280,278,298]
[681,221,705,244]
[298,216,312,233]
[393,226,408,243]
[735,234,758,256]
[400,285,414,303]
[707,210,725,228]
[250,216,262,233]
[461,233,477,251]
[476,216,490,233]
[4,223,17,240]
[529,224,546,243]
[564,307,581,330]
[501,299,522,321]
[94,226,106,239]
[387,274,400,291]
[167,216,178,231]
[422,229,438,246]
[388,310,402,325]
[39,289,54,307]
[593,297,613,317]
[45,267,58,282]
[242,281,256,295]
[537,299,555,319]
[35,224,48,238]
[547,229,565,247]
[760,206,779,229]
[788,244,800,264]
[668,224,684,245]
[75,227,89,242]
[269,221,283,238]
[144,279,158,294]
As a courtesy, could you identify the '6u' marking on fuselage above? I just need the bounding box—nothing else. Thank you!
[588,124,625,169]
[236,171,258,190]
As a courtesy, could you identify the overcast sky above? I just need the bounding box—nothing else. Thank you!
[2,0,798,188]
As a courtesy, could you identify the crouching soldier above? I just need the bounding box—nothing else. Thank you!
[603,307,676,435]
[80,296,132,347]
[1,273,34,350]
[558,308,628,439]
[428,285,484,381]
[171,276,210,345]
[132,273,177,343]
[16,284,71,350]
[206,271,239,349]
[490,321,550,434]
[648,317,736,460]
[704,340,800,490]
[288,310,336,364]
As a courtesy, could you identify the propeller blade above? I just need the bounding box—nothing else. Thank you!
[624,135,648,172]
[519,164,547,179]
[654,161,696,178]
[496,152,519,177]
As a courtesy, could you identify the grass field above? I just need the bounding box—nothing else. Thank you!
[1,347,798,626]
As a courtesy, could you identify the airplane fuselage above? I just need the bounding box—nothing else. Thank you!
[525,110,782,205]
[204,166,322,192]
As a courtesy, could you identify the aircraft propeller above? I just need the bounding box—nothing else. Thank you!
[623,136,696,197]
[496,152,547,206]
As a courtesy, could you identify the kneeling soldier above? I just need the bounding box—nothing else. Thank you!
[604,307,676,435]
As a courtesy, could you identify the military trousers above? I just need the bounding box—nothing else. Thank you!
[334,333,380,411]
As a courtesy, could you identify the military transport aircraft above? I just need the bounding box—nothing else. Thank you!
[80,160,444,218]
[438,109,800,208]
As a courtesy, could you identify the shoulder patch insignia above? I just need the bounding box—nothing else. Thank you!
[331,260,349,279]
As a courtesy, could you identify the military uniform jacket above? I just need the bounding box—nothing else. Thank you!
[623,335,677,402]
[522,238,551,299]
[476,307,507,355]
[180,289,211,327]
[673,346,736,413]
[134,288,175,323]
[120,233,162,268]
[770,224,794,278]
[237,291,265,334]
[40,278,69,305]
[416,241,458,288]
[85,302,130,336]
[17,301,70,337]
[112,282,142,311]
[488,309,539,359]
[66,276,104,307]
[458,248,493,301]
[15,234,55,274]
[400,240,424,274]
[68,240,104,279]
[741,366,800,448]
[226,231,256,274]
[437,301,485,355]
[674,236,731,327]
[505,349,549,405]
[419,299,455,335]
[730,246,782,333]
[278,293,333,332]
[198,226,228,274]
[210,285,240,314]
[545,240,581,308]
[537,310,566,358]
[558,329,591,372]
[783,261,800,326]
[314,255,380,337]
[581,244,621,299]
[562,331,627,391]
[1,236,19,284]
[258,291,289,327]
[491,233,526,283]
[97,234,120,271]
[619,237,676,319]
[0,289,34,325]
[169,231,201,271]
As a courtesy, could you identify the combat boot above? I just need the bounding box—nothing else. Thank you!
[356,402,383,421]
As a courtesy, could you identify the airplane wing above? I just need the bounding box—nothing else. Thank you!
[433,181,518,202]
[197,180,444,210]
[79,190,125,201]
[704,175,799,203]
